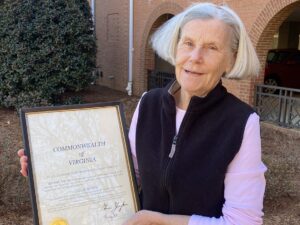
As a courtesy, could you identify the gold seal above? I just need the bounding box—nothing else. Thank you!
[50,218,69,225]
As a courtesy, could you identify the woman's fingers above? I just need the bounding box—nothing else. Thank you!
[20,157,28,177]
[20,161,28,177]
[17,148,25,157]
[122,210,165,225]
[19,149,28,177]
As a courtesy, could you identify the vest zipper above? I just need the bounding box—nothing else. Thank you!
[168,135,178,158]
[163,134,178,213]
[164,112,189,211]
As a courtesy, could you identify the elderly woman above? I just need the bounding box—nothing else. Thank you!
[19,2,266,225]
[123,2,266,225]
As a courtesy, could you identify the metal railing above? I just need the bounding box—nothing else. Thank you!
[147,70,175,90]
[255,84,300,129]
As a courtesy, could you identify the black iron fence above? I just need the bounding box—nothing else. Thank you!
[148,70,175,90]
[255,84,300,129]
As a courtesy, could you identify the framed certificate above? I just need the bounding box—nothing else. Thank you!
[20,102,140,225]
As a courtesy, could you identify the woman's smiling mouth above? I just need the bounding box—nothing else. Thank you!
[184,69,204,76]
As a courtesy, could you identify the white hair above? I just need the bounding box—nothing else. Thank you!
[151,2,260,78]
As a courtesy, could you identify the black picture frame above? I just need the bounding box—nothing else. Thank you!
[20,102,140,225]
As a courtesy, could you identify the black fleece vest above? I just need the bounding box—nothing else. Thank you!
[136,82,254,217]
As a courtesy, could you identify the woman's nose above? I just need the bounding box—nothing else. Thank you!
[189,47,203,63]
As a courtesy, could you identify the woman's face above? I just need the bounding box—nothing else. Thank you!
[175,19,235,97]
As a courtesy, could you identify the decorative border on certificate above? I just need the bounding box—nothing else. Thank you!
[20,102,140,225]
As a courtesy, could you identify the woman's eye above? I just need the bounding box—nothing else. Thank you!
[208,45,217,50]
[183,41,193,47]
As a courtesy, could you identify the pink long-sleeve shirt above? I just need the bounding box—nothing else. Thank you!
[129,100,267,225]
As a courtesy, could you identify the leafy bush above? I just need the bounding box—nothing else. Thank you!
[0,0,96,109]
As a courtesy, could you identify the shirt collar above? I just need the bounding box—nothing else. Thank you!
[168,80,181,95]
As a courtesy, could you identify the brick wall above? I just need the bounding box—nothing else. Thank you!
[94,0,129,92]
[95,0,300,105]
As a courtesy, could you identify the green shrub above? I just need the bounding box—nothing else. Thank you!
[0,0,96,109]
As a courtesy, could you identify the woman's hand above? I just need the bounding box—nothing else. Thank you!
[122,210,166,225]
[122,210,190,225]
[17,149,28,177]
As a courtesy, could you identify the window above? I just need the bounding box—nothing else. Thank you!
[267,51,289,63]
[291,53,300,63]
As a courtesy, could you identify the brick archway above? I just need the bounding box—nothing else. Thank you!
[136,2,183,94]
[144,14,174,90]
[248,0,300,102]
[250,0,300,83]
[224,0,300,105]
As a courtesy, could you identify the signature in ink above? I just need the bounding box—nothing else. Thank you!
[103,201,128,219]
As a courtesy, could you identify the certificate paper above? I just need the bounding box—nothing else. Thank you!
[20,102,139,225]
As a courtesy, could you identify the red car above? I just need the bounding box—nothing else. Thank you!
[264,49,300,89]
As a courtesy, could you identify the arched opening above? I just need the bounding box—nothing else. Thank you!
[254,1,300,129]
[144,14,175,90]
[255,2,300,87]
[263,7,300,89]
